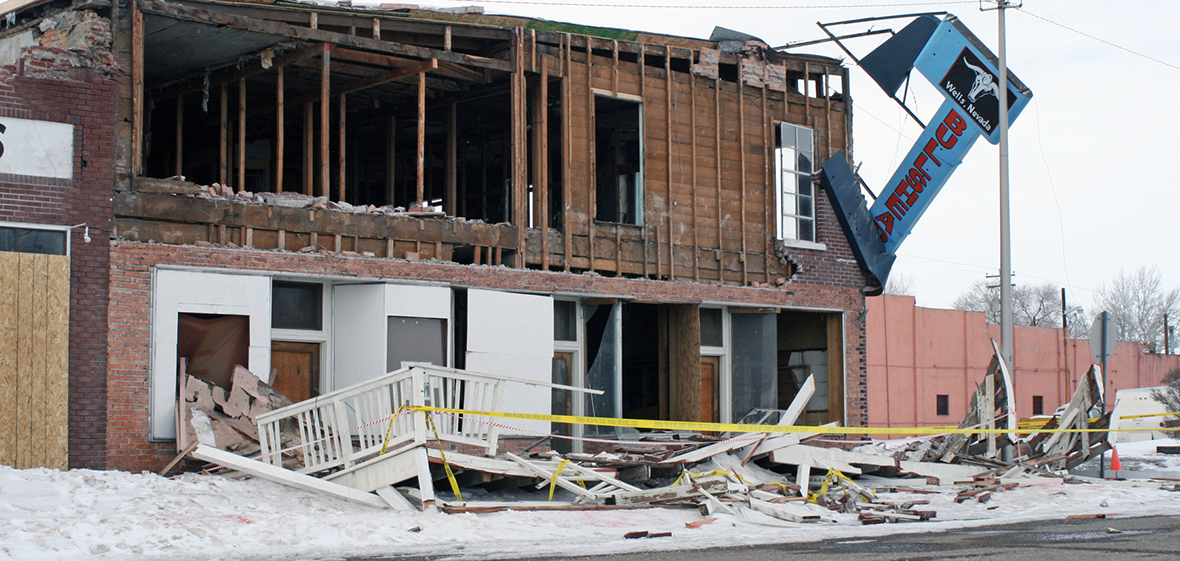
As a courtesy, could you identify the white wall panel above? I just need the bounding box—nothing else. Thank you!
[466,289,553,434]
[331,284,386,391]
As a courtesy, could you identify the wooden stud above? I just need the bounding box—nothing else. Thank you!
[444,25,451,51]
[309,11,317,29]
[320,43,331,199]
[339,94,346,201]
[611,39,618,97]
[278,229,286,250]
[310,232,318,251]
[665,46,674,281]
[386,238,394,258]
[334,233,342,253]
[219,82,228,187]
[714,76,723,282]
[762,81,772,282]
[372,18,380,40]
[417,71,426,205]
[446,101,457,216]
[539,57,550,270]
[587,35,595,273]
[276,66,284,192]
[510,28,527,267]
[245,227,254,248]
[562,34,572,272]
[530,29,536,72]
[640,44,648,277]
[824,72,832,161]
[691,72,699,282]
[132,4,144,176]
[738,59,747,286]
[303,102,313,195]
[238,77,247,192]
[174,93,184,177]
[803,62,810,125]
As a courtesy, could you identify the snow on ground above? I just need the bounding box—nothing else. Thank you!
[4,441,1180,561]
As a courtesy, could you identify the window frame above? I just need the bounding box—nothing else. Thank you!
[0,220,72,256]
[592,90,645,226]
[774,122,820,246]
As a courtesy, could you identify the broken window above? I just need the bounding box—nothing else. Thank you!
[0,224,67,255]
[775,122,815,242]
[271,281,323,331]
[937,394,949,416]
[595,95,643,225]
[731,313,777,420]
[584,302,620,433]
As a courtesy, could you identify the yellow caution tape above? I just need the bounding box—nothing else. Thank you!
[424,412,463,503]
[412,406,1155,435]
[672,469,738,487]
[548,460,568,501]
[1118,411,1180,420]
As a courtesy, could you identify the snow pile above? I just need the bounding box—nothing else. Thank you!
[4,441,1180,560]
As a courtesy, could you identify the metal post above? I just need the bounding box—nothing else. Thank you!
[1099,312,1109,479]
[996,0,1014,463]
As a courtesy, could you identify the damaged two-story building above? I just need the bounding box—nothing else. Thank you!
[0,0,873,472]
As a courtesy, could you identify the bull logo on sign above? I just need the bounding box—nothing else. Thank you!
[963,59,998,102]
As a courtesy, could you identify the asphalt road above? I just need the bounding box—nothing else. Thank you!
[360,515,1180,561]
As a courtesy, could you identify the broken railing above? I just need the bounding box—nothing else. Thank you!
[256,364,505,474]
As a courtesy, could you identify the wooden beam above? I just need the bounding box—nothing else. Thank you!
[690,75,699,282]
[714,76,722,282]
[339,58,437,96]
[762,82,771,282]
[539,57,549,271]
[738,59,747,286]
[303,102,313,195]
[152,42,325,101]
[320,42,331,198]
[586,34,595,273]
[276,66,284,192]
[512,28,527,266]
[416,71,425,205]
[238,77,247,192]
[138,0,513,73]
[665,46,673,281]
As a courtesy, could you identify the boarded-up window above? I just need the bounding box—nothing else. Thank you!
[0,251,69,470]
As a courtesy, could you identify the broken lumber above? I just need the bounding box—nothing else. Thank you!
[192,445,390,509]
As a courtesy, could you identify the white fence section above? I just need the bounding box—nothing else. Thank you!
[256,365,505,474]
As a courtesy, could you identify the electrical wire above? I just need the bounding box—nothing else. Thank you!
[1016,7,1180,73]
[1028,97,1073,294]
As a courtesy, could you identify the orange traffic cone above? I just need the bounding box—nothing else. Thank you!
[1110,447,1122,471]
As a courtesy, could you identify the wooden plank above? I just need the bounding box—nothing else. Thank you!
[737,60,747,286]
[690,75,699,281]
[320,43,331,198]
[714,77,723,278]
[827,314,844,425]
[0,252,17,466]
[562,34,572,271]
[193,445,389,508]
[445,101,457,216]
[664,46,673,280]
[175,93,184,176]
[586,35,595,272]
[132,4,144,175]
[338,94,346,201]
[14,253,35,467]
[44,255,69,470]
[276,67,284,192]
[238,77,247,192]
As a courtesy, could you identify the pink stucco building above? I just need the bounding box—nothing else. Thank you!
[866,295,1180,431]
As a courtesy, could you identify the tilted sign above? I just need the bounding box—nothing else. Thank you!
[818,15,1033,293]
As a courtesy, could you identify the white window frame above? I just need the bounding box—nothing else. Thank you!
[699,305,731,423]
[775,122,820,247]
[553,298,584,452]
[270,278,330,397]
[0,220,72,256]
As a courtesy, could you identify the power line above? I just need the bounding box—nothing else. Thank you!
[1016,8,1180,72]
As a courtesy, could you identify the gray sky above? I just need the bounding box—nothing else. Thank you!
[421,0,1179,312]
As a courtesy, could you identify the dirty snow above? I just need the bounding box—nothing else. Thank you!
[4,440,1180,560]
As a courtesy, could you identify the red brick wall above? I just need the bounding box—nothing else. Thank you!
[107,240,867,471]
[0,50,118,469]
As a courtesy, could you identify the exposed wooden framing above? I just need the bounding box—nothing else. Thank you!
[308,11,317,29]
[219,82,228,187]
[174,93,184,177]
[738,59,747,286]
[539,56,550,270]
[132,3,143,175]
[824,71,832,161]
[664,46,673,281]
[444,25,452,51]
[338,94,346,201]
[303,102,313,195]
[639,44,647,278]
[278,229,286,250]
[714,78,723,282]
[238,77,246,192]
[445,101,457,216]
[803,62,810,125]
[320,43,331,198]
[586,35,595,272]
[372,17,379,39]
[562,34,572,271]
[276,66,284,192]
[416,71,426,204]
[530,29,536,71]
[690,74,699,282]
[138,0,514,72]
[153,43,323,101]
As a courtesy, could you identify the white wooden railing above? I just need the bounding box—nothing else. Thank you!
[256,365,504,474]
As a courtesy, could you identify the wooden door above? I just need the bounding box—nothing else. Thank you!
[270,341,321,403]
[700,356,719,423]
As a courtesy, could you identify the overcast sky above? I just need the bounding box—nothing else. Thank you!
[417,0,1177,312]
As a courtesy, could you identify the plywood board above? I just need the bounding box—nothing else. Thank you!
[0,252,18,465]
[15,253,35,468]
[44,255,69,470]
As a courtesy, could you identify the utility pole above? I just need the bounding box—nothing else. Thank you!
[1165,313,1171,355]
[983,0,1017,462]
